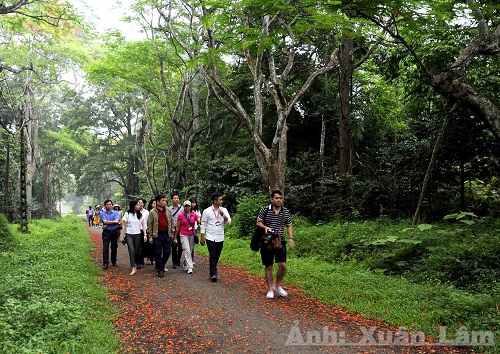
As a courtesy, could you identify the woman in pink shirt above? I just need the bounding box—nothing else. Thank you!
[174,200,201,274]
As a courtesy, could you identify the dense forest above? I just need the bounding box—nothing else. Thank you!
[0,0,499,229]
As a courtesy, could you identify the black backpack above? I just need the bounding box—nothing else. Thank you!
[250,206,269,251]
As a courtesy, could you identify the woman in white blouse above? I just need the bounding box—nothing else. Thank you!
[120,199,146,275]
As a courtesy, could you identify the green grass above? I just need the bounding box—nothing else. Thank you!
[0,215,119,353]
[1,214,497,352]
[196,219,499,353]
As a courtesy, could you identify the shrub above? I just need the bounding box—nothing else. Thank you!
[0,213,15,252]
[404,230,500,292]
[232,193,269,238]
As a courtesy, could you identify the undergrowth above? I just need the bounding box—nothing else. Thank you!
[204,204,499,353]
[0,215,119,353]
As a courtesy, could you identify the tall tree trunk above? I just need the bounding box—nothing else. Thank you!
[460,158,466,211]
[57,180,61,216]
[338,35,353,220]
[143,124,157,197]
[4,138,13,222]
[19,124,28,233]
[129,161,140,198]
[412,104,456,226]
[191,70,200,131]
[29,110,38,216]
[336,31,379,220]
[24,81,35,220]
[339,35,352,176]
[253,114,288,193]
[320,114,326,180]
[42,164,51,218]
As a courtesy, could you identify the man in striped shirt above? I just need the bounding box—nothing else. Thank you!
[256,190,294,299]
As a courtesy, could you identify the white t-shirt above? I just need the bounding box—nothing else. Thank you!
[122,212,144,234]
[141,209,150,226]
[169,205,182,226]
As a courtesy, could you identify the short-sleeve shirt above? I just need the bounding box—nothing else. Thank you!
[122,211,144,234]
[101,210,120,231]
[178,212,199,236]
[257,205,292,237]
[141,209,150,227]
[169,205,183,226]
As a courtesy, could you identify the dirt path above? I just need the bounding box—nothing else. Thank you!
[88,225,466,354]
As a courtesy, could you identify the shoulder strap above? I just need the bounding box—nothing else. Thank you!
[278,207,286,235]
[262,205,269,223]
[172,206,181,217]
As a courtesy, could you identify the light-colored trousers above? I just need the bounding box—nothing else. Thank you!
[180,235,195,271]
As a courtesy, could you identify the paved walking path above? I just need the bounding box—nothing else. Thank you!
[88,225,466,354]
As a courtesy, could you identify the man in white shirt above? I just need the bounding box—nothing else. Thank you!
[137,198,150,269]
[87,206,94,227]
[169,192,183,268]
[200,192,231,282]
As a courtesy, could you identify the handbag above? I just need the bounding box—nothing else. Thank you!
[268,236,283,251]
[250,206,270,251]
[194,234,199,244]
[250,227,265,251]
[265,210,285,251]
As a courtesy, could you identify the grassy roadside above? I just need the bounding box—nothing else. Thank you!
[0,215,119,353]
[195,220,499,353]
[0,213,496,352]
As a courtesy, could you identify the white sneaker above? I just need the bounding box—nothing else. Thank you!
[266,290,274,299]
[272,284,288,297]
[187,269,193,274]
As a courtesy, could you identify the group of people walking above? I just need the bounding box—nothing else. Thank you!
[96,190,294,298]
[86,205,102,227]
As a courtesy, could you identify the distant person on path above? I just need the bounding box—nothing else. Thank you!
[120,199,146,276]
[87,206,94,227]
[175,200,201,274]
[200,192,231,282]
[147,194,174,278]
[169,192,183,268]
[137,198,150,269]
[189,197,200,264]
[146,198,156,265]
[113,204,123,233]
[93,205,101,227]
[100,200,121,270]
[256,190,294,299]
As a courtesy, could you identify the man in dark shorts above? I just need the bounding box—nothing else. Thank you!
[256,190,294,299]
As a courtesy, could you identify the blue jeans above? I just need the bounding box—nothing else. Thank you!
[154,232,172,272]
